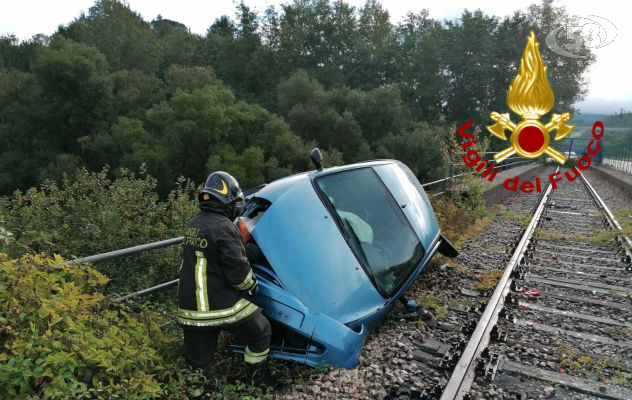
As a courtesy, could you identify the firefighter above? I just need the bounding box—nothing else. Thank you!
[177,171,272,382]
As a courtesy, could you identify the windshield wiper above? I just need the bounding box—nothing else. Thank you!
[340,216,377,284]
[320,194,379,290]
[326,200,350,238]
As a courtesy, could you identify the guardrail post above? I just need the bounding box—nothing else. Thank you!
[448,163,453,193]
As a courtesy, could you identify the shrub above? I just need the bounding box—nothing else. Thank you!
[0,252,316,399]
[0,167,198,293]
[0,253,178,399]
[430,175,489,246]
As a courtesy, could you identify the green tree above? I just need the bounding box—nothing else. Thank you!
[347,0,398,89]
[164,65,217,95]
[152,15,203,70]
[442,10,499,125]
[526,0,594,113]
[278,70,413,162]
[395,11,446,122]
[378,123,447,182]
[109,69,165,119]
[0,70,41,191]
[30,37,113,152]
[59,0,161,72]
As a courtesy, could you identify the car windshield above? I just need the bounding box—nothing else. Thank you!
[316,167,425,296]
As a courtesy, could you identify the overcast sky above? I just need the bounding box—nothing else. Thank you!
[1,0,630,115]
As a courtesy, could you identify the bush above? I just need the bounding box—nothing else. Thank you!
[430,175,489,246]
[0,253,178,399]
[0,252,318,399]
[0,167,198,293]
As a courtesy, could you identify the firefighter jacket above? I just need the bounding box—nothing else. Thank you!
[177,201,258,328]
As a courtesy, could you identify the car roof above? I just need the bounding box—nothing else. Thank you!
[253,159,396,202]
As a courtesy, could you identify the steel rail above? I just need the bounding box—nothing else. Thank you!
[439,166,558,400]
[441,168,632,399]
[579,171,632,261]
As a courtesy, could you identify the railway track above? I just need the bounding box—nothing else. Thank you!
[386,168,632,400]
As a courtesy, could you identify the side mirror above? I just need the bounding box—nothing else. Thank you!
[310,148,324,171]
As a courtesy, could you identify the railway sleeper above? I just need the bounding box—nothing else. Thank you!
[494,358,632,400]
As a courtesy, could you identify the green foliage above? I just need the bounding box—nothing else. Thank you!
[430,175,490,246]
[378,123,446,183]
[144,82,309,192]
[604,112,632,128]
[59,0,162,72]
[0,0,594,195]
[276,70,446,178]
[0,252,306,399]
[0,253,174,399]
[0,167,198,292]
[601,112,632,159]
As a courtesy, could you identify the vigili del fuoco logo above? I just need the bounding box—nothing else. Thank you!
[457,31,605,193]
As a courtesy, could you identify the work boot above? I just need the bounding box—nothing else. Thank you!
[245,360,281,388]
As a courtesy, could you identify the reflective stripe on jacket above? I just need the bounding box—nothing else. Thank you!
[177,203,258,328]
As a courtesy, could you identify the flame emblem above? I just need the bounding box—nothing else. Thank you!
[487,32,574,164]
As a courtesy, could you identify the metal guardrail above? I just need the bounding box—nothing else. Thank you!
[65,237,184,266]
[602,129,632,175]
[422,160,535,198]
[603,158,632,175]
[114,279,180,303]
[63,159,536,301]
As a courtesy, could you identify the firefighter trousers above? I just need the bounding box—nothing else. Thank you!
[183,310,271,369]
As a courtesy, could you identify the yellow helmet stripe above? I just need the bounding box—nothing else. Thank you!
[213,179,229,195]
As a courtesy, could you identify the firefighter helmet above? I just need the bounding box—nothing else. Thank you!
[200,171,244,205]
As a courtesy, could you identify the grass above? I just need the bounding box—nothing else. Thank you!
[413,294,448,319]
[428,255,469,274]
[585,230,618,245]
[501,209,532,228]
[430,175,494,248]
[468,269,504,291]
[535,208,632,245]
[556,344,631,387]
[447,298,480,310]
[614,208,632,238]
[535,229,579,242]
[535,228,618,245]
[481,242,506,253]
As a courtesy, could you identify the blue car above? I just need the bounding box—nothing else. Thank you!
[235,153,457,369]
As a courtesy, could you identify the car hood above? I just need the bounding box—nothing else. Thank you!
[250,161,440,324]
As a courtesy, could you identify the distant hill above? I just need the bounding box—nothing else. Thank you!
[573,113,607,126]
[604,112,632,128]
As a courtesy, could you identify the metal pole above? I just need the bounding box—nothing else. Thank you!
[448,163,453,192]
[63,237,184,266]
[444,165,448,194]
[114,279,179,302]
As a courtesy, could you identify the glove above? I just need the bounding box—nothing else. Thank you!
[244,277,258,297]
